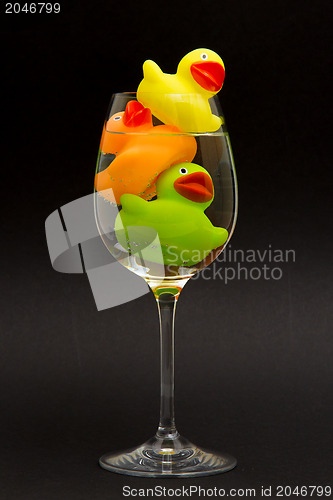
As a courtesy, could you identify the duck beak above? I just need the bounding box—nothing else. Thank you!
[174,171,214,203]
[190,61,225,92]
[123,100,152,127]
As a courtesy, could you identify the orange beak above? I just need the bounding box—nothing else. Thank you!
[174,171,214,203]
[190,61,225,92]
[123,100,152,127]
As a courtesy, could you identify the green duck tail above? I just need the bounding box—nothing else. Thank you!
[213,227,229,249]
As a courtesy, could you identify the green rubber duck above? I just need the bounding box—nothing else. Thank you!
[115,162,228,267]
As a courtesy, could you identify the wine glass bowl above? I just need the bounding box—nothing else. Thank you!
[94,92,238,476]
[95,93,237,293]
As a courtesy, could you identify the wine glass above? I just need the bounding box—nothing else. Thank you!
[94,92,238,477]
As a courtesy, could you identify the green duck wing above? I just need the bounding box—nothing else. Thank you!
[120,194,149,215]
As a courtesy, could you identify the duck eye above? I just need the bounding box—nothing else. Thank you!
[179,167,188,175]
[113,116,121,121]
[200,53,208,60]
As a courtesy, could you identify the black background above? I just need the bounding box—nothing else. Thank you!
[1,1,332,498]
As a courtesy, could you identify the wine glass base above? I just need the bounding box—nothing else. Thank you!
[99,435,236,477]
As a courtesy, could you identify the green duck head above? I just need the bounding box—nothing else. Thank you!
[156,162,214,210]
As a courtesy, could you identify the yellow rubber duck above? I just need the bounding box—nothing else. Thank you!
[137,48,225,133]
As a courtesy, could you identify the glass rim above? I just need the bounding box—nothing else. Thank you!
[102,130,228,137]
[105,92,226,136]
[111,91,223,98]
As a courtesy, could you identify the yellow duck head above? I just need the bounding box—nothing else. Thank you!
[177,48,225,96]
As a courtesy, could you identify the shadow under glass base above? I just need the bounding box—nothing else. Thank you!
[99,434,237,477]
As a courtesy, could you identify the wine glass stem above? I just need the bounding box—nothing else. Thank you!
[156,292,178,440]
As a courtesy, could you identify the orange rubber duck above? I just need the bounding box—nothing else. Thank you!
[95,101,197,204]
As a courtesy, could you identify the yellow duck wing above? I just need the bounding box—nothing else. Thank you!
[138,60,180,121]
[140,60,164,86]
[138,61,166,116]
